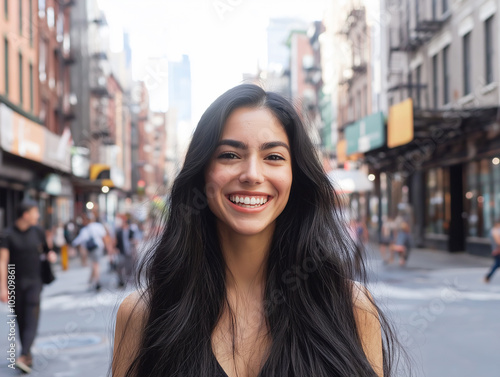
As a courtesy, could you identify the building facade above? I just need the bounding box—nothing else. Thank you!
[365,0,500,255]
[0,0,74,230]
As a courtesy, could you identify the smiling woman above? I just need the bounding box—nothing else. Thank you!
[112,84,410,377]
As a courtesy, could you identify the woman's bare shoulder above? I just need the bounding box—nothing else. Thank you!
[351,281,377,314]
[351,281,384,376]
[118,291,147,317]
[113,291,148,377]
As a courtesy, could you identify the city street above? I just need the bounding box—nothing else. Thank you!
[0,247,498,376]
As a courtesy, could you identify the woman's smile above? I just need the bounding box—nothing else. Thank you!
[226,192,273,211]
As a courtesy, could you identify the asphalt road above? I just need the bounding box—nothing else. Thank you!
[0,245,498,376]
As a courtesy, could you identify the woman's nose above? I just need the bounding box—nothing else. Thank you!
[239,157,264,184]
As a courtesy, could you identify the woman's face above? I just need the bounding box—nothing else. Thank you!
[205,107,293,237]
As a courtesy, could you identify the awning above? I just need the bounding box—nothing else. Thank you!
[327,169,373,194]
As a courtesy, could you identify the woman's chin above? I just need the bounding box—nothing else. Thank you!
[219,220,274,237]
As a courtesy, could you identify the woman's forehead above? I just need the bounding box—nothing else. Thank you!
[221,107,288,143]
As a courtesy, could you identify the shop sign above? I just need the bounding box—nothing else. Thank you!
[345,112,385,155]
[0,103,44,162]
[43,127,71,172]
[336,139,347,164]
[388,98,414,148]
[0,104,71,172]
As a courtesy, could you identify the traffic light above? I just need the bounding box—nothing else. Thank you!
[137,179,146,195]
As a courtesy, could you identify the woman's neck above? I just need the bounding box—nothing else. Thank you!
[218,224,274,292]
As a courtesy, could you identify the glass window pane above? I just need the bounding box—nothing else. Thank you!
[466,161,478,236]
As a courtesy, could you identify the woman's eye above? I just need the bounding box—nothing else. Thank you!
[217,152,239,159]
[266,154,285,161]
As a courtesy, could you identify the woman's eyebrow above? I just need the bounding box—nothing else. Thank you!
[217,139,247,149]
[217,140,290,153]
[260,141,290,153]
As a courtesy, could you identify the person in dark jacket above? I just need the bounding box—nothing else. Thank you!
[115,214,139,288]
[0,200,57,373]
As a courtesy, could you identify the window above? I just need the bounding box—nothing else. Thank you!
[350,94,355,121]
[485,16,494,84]
[432,0,437,19]
[47,6,54,28]
[463,32,471,95]
[19,0,22,34]
[29,63,33,111]
[464,159,500,238]
[38,0,45,17]
[442,45,449,104]
[416,65,421,108]
[363,84,368,116]
[426,168,450,235]
[19,53,23,105]
[407,71,413,99]
[39,39,46,82]
[357,90,361,119]
[480,159,492,236]
[465,162,479,237]
[432,54,438,108]
[4,0,7,19]
[39,99,47,124]
[29,0,33,46]
[442,0,448,14]
[4,38,8,95]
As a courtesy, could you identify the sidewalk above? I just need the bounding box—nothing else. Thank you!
[366,242,500,298]
[372,243,492,269]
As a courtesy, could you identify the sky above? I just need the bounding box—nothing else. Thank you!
[100,0,329,125]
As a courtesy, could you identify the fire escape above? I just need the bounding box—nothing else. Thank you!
[88,16,112,146]
[387,0,449,102]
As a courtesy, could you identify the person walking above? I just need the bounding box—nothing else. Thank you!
[71,213,108,291]
[484,219,500,283]
[390,222,412,266]
[379,216,395,264]
[0,200,57,373]
[115,214,139,288]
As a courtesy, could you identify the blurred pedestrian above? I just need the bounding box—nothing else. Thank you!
[71,213,108,291]
[379,216,395,264]
[390,222,412,266]
[53,222,69,270]
[115,214,139,288]
[484,219,500,283]
[0,200,57,373]
[64,219,78,259]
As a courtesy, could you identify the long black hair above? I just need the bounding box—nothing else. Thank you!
[117,84,408,376]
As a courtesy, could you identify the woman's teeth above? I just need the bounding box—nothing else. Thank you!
[228,195,268,208]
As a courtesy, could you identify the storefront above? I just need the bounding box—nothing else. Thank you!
[340,111,385,230]
[463,157,500,253]
[364,99,500,256]
[0,103,73,229]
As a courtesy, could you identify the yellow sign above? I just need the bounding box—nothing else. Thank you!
[388,98,414,148]
[336,139,347,164]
